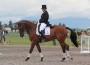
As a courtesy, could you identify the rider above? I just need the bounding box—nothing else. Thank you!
[39,5,49,41]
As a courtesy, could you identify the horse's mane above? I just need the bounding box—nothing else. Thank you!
[18,20,37,30]
[20,20,34,24]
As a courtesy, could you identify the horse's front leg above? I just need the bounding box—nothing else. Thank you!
[25,42,35,61]
[36,43,44,61]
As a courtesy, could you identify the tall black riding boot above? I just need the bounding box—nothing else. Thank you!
[40,30,45,43]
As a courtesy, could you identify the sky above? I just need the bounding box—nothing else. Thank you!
[0,0,90,28]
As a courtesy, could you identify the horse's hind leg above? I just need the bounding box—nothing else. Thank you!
[36,43,44,61]
[25,42,36,61]
[59,41,67,62]
[65,44,73,60]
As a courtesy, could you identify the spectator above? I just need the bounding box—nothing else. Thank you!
[52,39,56,46]
[2,28,6,44]
[81,31,86,36]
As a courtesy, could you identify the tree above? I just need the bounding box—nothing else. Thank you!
[9,20,13,30]
[13,24,18,32]
[3,24,8,27]
[0,21,2,30]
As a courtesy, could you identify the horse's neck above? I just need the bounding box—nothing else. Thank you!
[25,24,36,35]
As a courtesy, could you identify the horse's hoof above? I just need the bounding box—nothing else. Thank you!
[61,58,65,62]
[25,57,30,61]
[41,57,44,61]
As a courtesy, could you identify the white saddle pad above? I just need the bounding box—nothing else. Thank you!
[36,23,50,35]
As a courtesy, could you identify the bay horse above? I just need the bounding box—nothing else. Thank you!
[16,20,78,62]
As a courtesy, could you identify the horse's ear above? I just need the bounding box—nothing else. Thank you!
[14,22,18,25]
[15,22,20,25]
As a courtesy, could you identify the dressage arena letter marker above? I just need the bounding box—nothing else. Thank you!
[81,36,90,53]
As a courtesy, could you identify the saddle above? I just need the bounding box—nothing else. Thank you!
[47,24,55,28]
[36,22,54,36]
[36,22,54,43]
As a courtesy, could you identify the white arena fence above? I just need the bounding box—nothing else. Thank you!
[81,36,90,53]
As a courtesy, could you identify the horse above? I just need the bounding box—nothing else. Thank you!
[16,20,78,62]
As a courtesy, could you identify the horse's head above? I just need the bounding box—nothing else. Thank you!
[16,20,35,37]
[16,22,25,37]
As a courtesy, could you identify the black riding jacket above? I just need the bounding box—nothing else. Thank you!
[39,11,49,25]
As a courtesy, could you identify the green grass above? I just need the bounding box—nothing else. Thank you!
[6,33,30,45]
[5,32,81,46]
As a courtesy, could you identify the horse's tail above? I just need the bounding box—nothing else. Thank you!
[66,27,78,47]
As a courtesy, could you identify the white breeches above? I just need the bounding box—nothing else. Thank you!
[39,23,46,32]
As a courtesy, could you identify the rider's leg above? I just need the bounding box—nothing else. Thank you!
[39,23,47,33]
[39,23,46,42]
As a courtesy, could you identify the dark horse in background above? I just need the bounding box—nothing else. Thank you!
[16,20,78,62]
